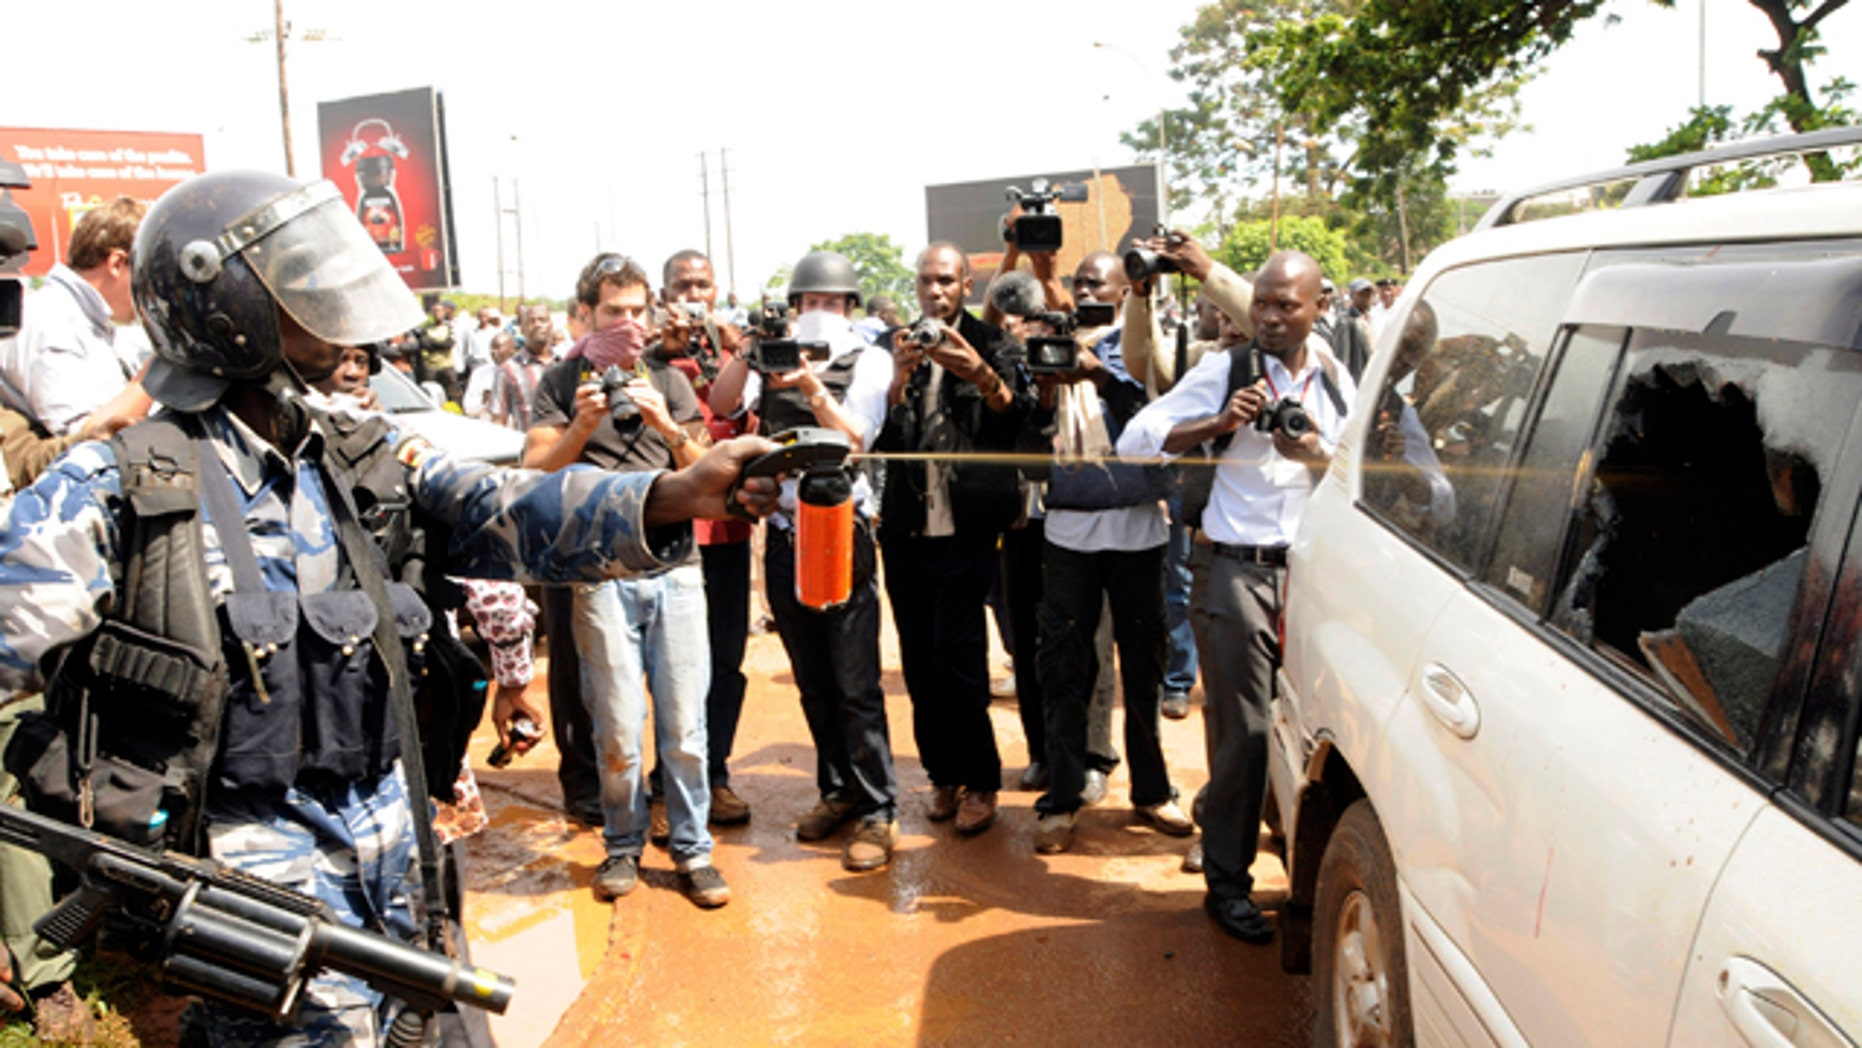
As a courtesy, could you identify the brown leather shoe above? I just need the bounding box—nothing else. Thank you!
[795,797,856,841]
[32,981,96,1045]
[927,785,962,822]
[954,790,997,835]
[649,797,671,846]
[710,784,751,826]
[842,819,899,871]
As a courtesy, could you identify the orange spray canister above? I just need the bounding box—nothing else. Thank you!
[794,466,855,610]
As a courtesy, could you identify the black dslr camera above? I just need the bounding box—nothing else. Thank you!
[1020,302,1117,375]
[1257,398,1315,439]
[745,300,827,373]
[1123,225,1184,283]
[596,365,641,422]
[0,154,37,339]
[1003,178,1088,254]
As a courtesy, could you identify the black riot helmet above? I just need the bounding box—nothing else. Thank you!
[132,170,422,411]
[786,251,862,310]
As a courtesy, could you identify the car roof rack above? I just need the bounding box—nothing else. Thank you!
[1475,125,1862,231]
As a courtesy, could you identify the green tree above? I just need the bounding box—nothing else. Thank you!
[806,232,915,308]
[1251,0,1853,185]
[1217,215,1356,284]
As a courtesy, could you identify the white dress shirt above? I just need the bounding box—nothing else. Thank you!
[741,335,893,522]
[1117,346,1357,548]
[0,265,143,435]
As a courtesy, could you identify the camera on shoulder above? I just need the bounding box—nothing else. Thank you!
[1003,178,1088,254]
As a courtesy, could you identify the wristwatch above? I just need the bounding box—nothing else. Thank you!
[664,429,691,448]
[807,390,829,409]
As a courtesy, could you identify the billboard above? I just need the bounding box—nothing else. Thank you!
[317,86,459,292]
[925,164,1164,300]
[0,128,206,277]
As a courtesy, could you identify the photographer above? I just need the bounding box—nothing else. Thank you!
[1117,251,1355,944]
[875,243,1031,836]
[708,250,901,871]
[524,253,730,910]
[1007,258,1193,855]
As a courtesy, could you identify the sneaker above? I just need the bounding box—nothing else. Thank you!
[927,785,963,822]
[796,797,856,841]
[1182,837,1204,873]
[1033,811,1076,854]
[680,864,731,909]
[1137,799,1195,837]
[1205,893,1274,944]
[954,790,998,835]
[1018,762,1049,791]
[31,981,96,1045]
[592,854,639,901]
[649,798,671,846]
[842,818,899,871]
[1080,769,1109,807]
[1161,690,1191,720]
[710,784,752,826]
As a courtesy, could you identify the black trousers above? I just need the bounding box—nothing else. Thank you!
[767,524,897,820]
[1000,520,1048,761]
[1191,547,1281,902]
[881,532,1003,793]
[1034,541,1173,815]
[697,540,752,788]
[541,585,600,814]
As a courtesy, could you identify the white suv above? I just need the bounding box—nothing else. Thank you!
[1270,128,1862,1047]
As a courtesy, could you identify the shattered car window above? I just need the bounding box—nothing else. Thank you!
[1549,330,1862,753]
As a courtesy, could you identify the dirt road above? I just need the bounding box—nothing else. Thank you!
[461,612,1314,1047]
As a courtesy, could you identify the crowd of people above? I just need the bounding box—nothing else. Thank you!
[0,170,1426,1044]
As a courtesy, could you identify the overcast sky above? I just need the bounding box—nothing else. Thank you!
[8,1,1854,300]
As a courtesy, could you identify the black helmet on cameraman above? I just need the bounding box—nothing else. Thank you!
[786,251,862,310]
[132,170,421,411]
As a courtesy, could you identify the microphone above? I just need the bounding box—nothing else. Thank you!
[989,270,1046,319]
[0,222,32,258]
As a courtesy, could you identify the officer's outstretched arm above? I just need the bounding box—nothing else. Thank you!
[645,436,780,527]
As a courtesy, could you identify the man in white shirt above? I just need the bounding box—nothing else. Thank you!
[1,197,152,435]
[1118,250,1355,944]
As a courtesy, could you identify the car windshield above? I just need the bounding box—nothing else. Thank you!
[369,367,437,413]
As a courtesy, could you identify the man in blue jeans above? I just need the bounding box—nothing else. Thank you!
[525,253,728,909]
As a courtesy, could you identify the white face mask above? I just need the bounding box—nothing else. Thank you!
[794,309,854,347]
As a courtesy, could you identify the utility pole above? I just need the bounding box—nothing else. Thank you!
[493,176,506,312]
[720,148,738,296]
[698,152,713,261]
[274,0,293,176]
[1270,122,1284,250]
[513,177,526,303]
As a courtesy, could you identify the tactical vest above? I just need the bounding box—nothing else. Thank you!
[4,408,461,854]
[757,348,862,436]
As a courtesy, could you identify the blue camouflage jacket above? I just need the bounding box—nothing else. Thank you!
[0,404,689,692]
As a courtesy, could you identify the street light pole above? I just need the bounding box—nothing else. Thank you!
[274,0,293,176]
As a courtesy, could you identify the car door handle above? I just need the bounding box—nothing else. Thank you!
[1717,957,1854,1048]
[1418,663,1480,740]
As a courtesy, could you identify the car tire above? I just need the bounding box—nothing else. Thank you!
[1313,799,1412,1048]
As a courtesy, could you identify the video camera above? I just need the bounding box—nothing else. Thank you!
[0,154,37,339]
[745,299,827,373]
[1020,301,1117,375]
[1003,178,1088,254]
[1123,225,1185,283]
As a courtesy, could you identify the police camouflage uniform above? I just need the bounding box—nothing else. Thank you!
[0,405,689,1046]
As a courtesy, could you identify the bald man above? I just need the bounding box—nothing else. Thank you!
[876,242,1032,836]
[1118,251,1357,943]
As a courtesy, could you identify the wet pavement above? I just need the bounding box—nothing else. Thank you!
[460,607,1314,1047]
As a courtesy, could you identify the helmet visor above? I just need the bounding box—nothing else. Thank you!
[230,180,423,347]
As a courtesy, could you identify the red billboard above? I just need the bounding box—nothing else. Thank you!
[0,127,206,277]
[317,86,459,292]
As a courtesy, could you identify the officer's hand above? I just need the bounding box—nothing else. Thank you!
[1218,382,1268,434]
[572,382,608,431]
[491,684,546,755]
[626,379,673,433]
[644,435,782,527]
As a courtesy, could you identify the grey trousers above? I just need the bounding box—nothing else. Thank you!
[1189,548,1281,903]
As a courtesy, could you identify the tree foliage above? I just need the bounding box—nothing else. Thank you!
[1217,215,1356,284]
[806,232,915,307]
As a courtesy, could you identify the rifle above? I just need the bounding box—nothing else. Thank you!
[0,802,514,1022]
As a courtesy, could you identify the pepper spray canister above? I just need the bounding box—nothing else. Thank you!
[794,465,855,611]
